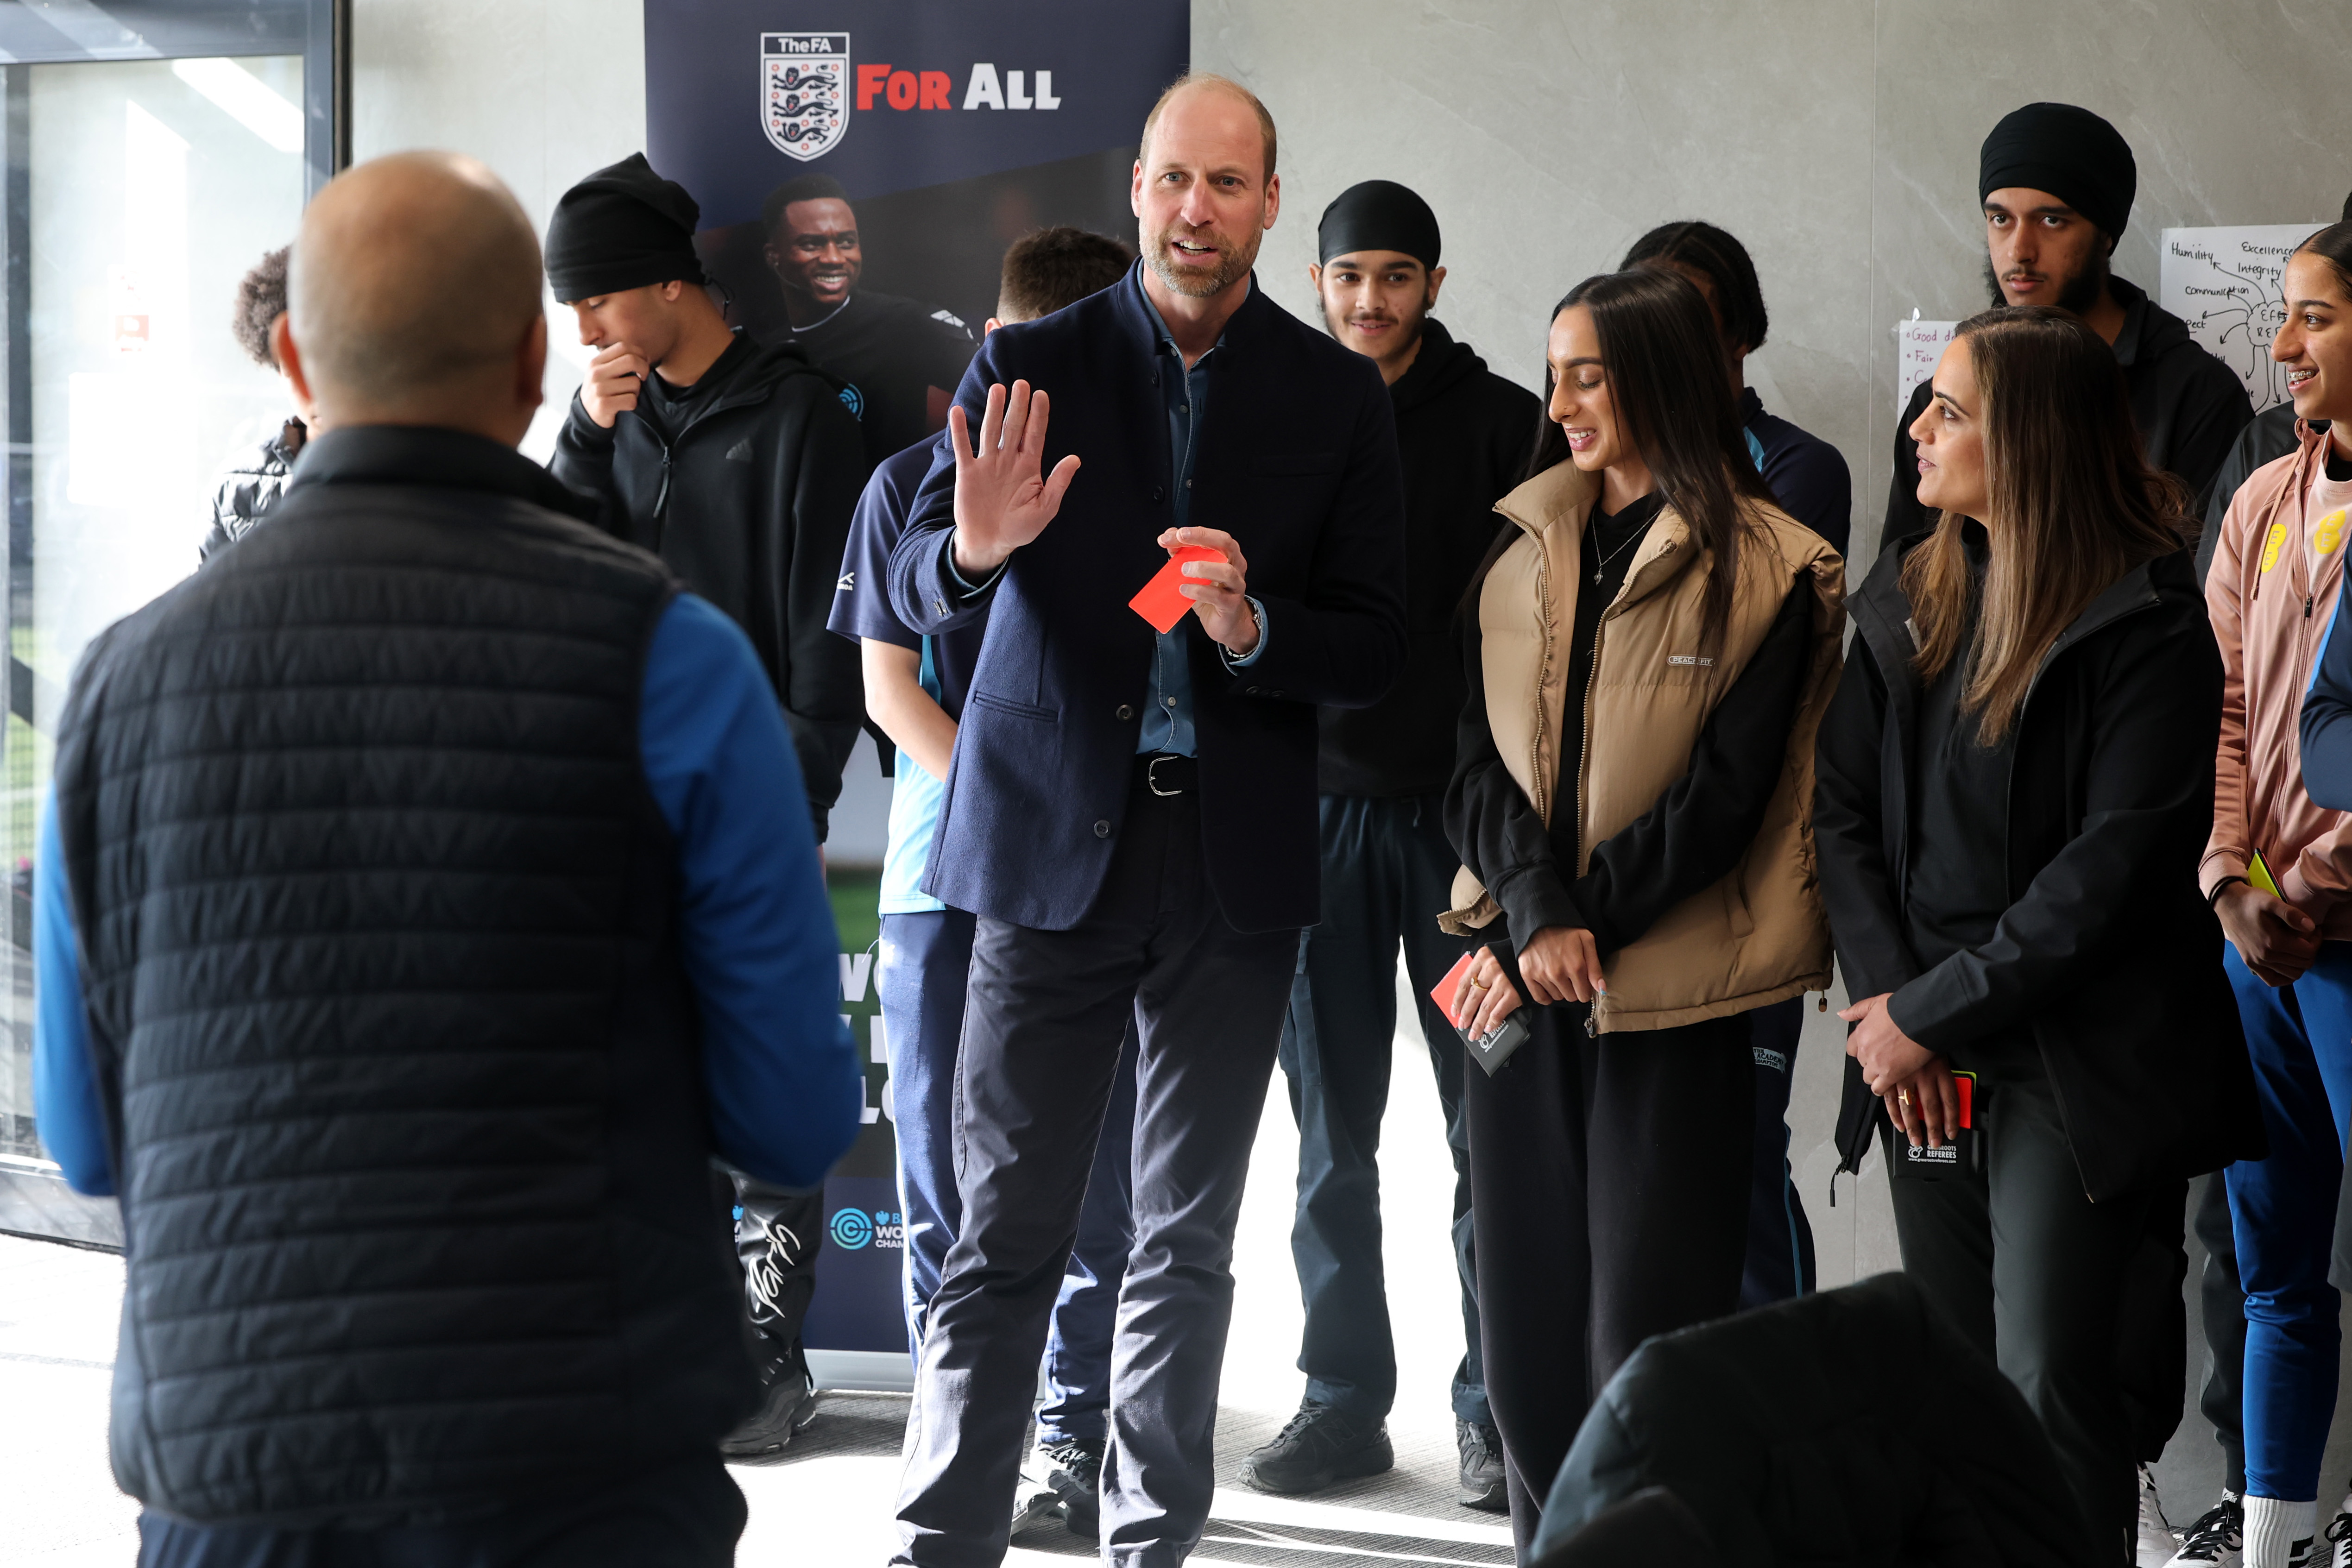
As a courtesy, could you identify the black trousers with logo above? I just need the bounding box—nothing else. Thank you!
[1463,1000,1755,1560]
[729,1176,823,1376]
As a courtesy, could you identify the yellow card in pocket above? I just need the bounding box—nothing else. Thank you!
[2247,849,2283,899]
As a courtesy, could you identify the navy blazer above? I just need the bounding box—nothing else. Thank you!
[888,265,1407,932]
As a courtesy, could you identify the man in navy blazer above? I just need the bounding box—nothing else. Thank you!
[885,74,1406,1567]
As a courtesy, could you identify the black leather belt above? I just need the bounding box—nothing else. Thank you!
[1134,752,1197,796]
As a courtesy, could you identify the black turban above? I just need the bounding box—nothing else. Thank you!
[1317,180,1441,270]
[1978,103,2136,242]
[545,153,706,303]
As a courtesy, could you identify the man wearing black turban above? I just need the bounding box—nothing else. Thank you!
[1239,178,1535,1513]
[1882,104,2256,1568]
[547,151,870,1466]
[1883,102,2251,551]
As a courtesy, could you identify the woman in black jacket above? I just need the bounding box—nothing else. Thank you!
[1815,305,2261,1562]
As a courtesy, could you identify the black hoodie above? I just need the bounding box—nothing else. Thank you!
[1882,276,2252,553]
[553,331,869,839]
[1318,317,1539,797]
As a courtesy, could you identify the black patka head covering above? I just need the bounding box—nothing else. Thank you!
[1317,180,1441,270]
[544,153,706,303]
[1979,103,2137,241]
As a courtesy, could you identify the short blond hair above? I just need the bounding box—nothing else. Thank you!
[1139,72,1276,185]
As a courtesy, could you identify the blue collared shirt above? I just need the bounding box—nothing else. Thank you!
[946,272,1266,757]
[1135,271,1263,755]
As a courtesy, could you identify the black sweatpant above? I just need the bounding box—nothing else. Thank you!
[1464,1001,1754,1560]
[1278,793,1482,1426]
[2194,1171,2249,1492]
[1887,1070,2154,1561]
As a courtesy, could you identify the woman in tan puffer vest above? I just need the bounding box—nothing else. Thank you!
[1438,268,1843,1556]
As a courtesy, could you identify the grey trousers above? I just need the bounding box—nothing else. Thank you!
[1887,1069,2153,1562]
[892,782,1295,1568]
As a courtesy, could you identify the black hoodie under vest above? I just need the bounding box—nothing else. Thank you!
[1318,318,1540,798]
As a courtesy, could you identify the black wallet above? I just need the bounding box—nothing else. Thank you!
[1888,1070,1986,1181]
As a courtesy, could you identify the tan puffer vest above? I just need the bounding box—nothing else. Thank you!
[1441,460,1846,1033]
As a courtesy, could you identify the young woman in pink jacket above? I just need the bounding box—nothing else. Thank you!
[2207,220,2352,1568]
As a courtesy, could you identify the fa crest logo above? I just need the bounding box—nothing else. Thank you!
[762,33,849,161]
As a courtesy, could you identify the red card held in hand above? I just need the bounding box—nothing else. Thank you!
[1430,951,1478,1027]
[1129,546,1226,634]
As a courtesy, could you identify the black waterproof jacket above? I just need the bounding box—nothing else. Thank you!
[197,418,303,564]
[553,334,867,839]
[1816,533,2261,1201]
[1884,277,2252,552]
[1531,1273,2100,1566]
[1317,318,1538,798]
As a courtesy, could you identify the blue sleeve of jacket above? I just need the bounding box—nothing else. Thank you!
[642,593,864,1189]
[888,364,990,636]
[32,790,112,1196]
[2305,590,2352,812]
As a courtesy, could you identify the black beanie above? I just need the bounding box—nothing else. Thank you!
[1317,180,1441,270]
[1978,103,2136,242]
[545,153,706,303]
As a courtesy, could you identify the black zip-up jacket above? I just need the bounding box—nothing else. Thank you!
[553,332,867,839]
[1815,534,2262,1201]
[2196,403,2307,585]
[1318,319,1538,797]
[1883,277,2252,553]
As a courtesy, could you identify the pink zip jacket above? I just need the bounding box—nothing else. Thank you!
[2203,421,2352,932]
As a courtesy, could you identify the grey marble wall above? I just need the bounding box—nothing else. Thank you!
[1194,0,2352,576]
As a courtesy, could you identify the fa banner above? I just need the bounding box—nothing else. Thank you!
[644,0,1189,1365]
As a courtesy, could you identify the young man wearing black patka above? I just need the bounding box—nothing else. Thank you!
[1242,179,1536,1513]
[546,152,870,1464]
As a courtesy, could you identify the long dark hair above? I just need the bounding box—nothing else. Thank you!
[1901,305,2189,744]
[1476,268,1775,651]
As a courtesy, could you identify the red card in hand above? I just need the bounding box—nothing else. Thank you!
[1129,546,1226,634]
[1431,951,1478,1028]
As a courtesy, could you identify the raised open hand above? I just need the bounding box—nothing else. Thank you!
[950,380,1082,577]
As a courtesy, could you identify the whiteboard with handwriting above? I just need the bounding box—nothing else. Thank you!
[1894,318,1957,418]
[2160,224,2322,412]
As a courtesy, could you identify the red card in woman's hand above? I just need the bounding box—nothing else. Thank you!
[1129,546,1226,633]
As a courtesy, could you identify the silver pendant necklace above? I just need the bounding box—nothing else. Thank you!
[1591,524,1646,585]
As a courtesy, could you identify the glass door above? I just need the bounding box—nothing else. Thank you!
[0,1,339,1247]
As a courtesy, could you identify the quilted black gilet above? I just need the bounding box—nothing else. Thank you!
[52,463,753,1526]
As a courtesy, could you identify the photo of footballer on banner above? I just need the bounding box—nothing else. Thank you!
[644,0,1190,1378]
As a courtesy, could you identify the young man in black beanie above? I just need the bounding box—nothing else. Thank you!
[545,151,869,1464]
[1241,177,1534,1511]
[761,173,977,468]
[1883,102,2251,552]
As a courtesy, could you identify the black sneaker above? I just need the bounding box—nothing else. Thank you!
[1240,1402,1394,1495]
[1457,1418,1507,1513]
[1042,1436,1103,1539]
[719,1350,818,1465]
